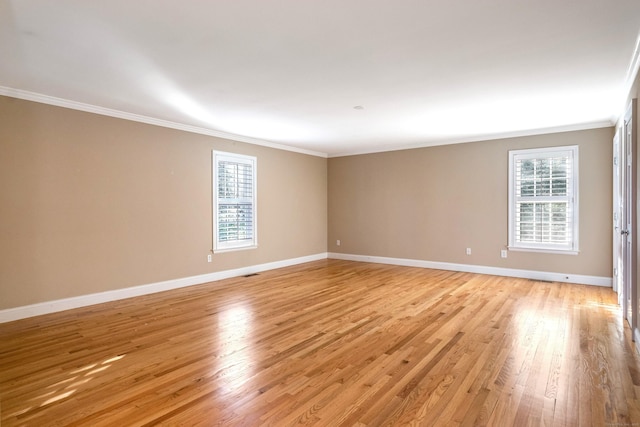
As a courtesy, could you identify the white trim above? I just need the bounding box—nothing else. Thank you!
[635,328,640,352]
[213,245,258,254]
[625,33,640,97]
[0,253,328,324]
[0,86,327,158]
[328,253,612,287]
[329,121,613,158]
[615,31,640,128]
[1,251,614,323]
[0,86,613,160]
[507,247,579,255]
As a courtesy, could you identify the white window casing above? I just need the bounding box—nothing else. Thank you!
[213,151,257,253]
[508,146,579,254]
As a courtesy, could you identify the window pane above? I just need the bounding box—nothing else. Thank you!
[520,180,535,197]
[519,203,534,222]
[219,205,254,241]
[552,157,567,178]
[536,178,550,196]
[535,202,549,221]
[551,203,567,221]
[521,160,534,179]
[518,221,534,242]
[515,198,570,243]
[536,158,550,179]
[550,223,567,242]
[551,178,567,196]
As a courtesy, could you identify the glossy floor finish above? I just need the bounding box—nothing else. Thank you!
[1,260,640,426]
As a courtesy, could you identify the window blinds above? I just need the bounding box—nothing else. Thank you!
[509,146,578,252]
[213,152,257,251]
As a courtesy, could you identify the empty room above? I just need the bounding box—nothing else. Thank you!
[3,1,640,425]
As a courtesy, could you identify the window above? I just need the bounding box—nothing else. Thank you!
[508,146,578,253]
[213,151,257,252]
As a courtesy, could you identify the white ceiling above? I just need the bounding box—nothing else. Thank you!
[2,1,640,157]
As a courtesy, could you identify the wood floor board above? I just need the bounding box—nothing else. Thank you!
[2,259,640,426]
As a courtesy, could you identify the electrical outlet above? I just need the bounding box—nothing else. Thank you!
[501,250,507,258]
[466,248,471,255]
[207,254,212,263]
[336,240,341,246]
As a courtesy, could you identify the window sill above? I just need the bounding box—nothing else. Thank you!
[507,246,579,255]
[214,245,258,254]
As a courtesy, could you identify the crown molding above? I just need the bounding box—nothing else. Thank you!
[616,31,640,125]
[328,120,614,158]
[0,86,328,158]
[626,32,640,91]
[0,85,618,159]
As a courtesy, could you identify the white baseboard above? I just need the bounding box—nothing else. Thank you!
[0,253,328,324]
[1,251,613,324]
[328,253,612,287]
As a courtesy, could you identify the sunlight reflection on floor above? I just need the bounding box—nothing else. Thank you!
[218,304,255,391]
[7,353,126,418]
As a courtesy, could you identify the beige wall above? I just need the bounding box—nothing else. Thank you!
[0,96,327,309]
[0,94,617,311]
[328,128,613,277]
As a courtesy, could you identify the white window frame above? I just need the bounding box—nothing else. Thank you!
[508,145,579,254]
[213,151,257,253]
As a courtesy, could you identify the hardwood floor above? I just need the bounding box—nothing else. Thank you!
[1,259,640,426]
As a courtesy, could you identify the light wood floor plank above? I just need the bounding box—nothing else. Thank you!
[1,259,640,426]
